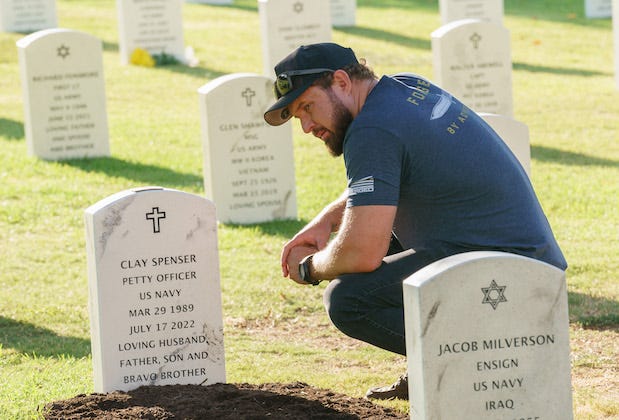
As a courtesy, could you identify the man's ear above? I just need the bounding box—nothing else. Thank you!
[332,69,352,94]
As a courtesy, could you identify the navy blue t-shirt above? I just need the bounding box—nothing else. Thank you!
[344,74,567,270]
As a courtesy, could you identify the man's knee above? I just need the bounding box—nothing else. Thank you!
[323,278,360,329]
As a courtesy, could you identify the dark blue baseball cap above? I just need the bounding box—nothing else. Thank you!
[264,43,358,126]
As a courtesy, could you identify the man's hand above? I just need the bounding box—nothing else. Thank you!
[280,222,332,277]
[285,245,318,284]
[280,192,348,277]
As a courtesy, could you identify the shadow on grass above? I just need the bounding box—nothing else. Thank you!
[210,0,257,13]
[0,316,90,358]
[358,0,437,12]
[531,145,619,168]
[0,117,24,140]
[156,62,229,81]
[102,40,119,54]
[513,61,610,77]
[60,156,203,188]
[568,291,619,329]
[336,25,431,51]
[221,218,308,241]
[335,29,607,79]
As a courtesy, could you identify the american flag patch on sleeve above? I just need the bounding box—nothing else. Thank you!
[349,176,375,195]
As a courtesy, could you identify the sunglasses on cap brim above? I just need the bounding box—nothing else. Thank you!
[274,68,334,98]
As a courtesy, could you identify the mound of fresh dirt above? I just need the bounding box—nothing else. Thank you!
[42,382,408,419]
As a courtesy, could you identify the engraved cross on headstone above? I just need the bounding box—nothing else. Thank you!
[241,88,256,107]
[146,207,166,233]
[469,32,482,49]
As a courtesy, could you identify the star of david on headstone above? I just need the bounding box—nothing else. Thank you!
[146,207,166,233]
[481,279,507,310]
[293,1,304,13]
[57,44,70,59]
[241,88,256,107]
[470,32,482,49]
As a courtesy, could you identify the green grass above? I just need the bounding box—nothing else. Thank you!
[1,0,618,418]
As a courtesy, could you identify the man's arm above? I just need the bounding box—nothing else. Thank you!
[280,191,347,277]
[288,204,397,282]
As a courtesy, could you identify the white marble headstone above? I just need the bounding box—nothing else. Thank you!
[330,0,356,27]
[259,0,332,76]
[17,28,110,160]
[439,0,503,25]
[432,19,513,116]
[0,0,56,33]
[403,251,573,419]
[585,0,611,18]
[117,0,186,65]
[198,73,297,224]
[85,187,225,393]
[479,113,531,176]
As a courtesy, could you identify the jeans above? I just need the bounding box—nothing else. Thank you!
[323,247,446,356]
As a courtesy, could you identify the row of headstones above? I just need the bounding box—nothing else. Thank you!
[12,0,618,176]
[85,186,573,418]
[13,1,524,143]
[13,0,528,224]
[120,0,356,69]
[16,24,532,223]
[443,0,612,21]
[2,0,612,34]
[3,0,356,77]
[448,0,619,89]
[17,29,296,223]
[0,0,357,34]
[17,28,298,224]
[12,0,350,228]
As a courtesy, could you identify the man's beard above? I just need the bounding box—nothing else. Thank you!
[323,89,353,157]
